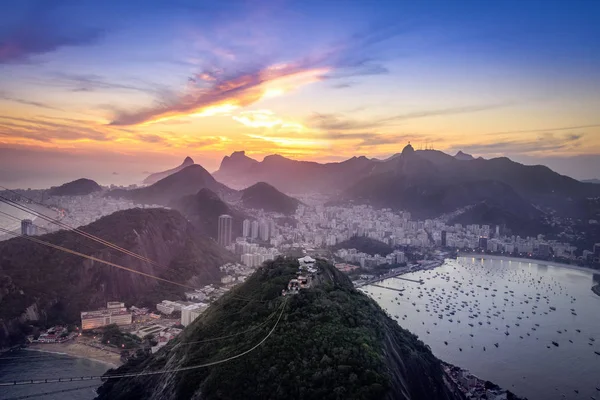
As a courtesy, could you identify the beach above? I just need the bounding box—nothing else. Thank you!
[26,339,122,368]
[459,253,600,275]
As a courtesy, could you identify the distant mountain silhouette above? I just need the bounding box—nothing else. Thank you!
[48,178,101,196]
[240,182,301,214]
[142,156,194,185]
[213,151,372,194]
[335,144,600,235]
[171,188,247,239]
[212,151,259,188]
[212,147,600,234]
[454,150,475,161]
[109,164,233,205]
[582,178,600,184]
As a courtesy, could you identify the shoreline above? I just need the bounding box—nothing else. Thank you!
[458,253,600,275]
[25,340,122,369]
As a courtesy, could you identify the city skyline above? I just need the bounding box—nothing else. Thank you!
[1,0,600,188]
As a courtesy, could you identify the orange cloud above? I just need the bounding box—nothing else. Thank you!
[110,63,329,126]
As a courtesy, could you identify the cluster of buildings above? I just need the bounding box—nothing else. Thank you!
[283,256,318,295]
[80,302,133,330]
[219,262,256,284]
[43,192,157,230]
[34,326,76,344]
[131,324,184,353]
[440,226,576,259]
[260,204,578,264]
[283,205,434,248]
[582,243,600,264]
[242,218,277,242]
[230,241,280,267]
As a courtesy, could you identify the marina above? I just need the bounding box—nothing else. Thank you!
[363,256,600,400]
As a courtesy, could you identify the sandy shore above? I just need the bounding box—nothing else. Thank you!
[458,253,600,275]
[26,340,122,368]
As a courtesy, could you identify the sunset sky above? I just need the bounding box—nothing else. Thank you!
[1,0,599,188]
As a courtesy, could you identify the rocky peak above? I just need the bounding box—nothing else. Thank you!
[454,151,475,161]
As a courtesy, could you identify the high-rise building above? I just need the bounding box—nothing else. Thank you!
[594,243,600,257]
[538,243,550,257]
[21,219,36,236]
[242,219,251,237]
[441,230,447,247]
[478,237,488,250]
[251,220,259,239]
[259,220,270,241]
[217,214,233,247]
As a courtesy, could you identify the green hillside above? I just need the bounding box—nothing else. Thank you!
[96,258,460,400]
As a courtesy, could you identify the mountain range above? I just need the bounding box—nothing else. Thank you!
[143,156,195,185]
[0,208,233,348]
[79,146,600,235]
[213,150,373,194]
[210,146,600,234]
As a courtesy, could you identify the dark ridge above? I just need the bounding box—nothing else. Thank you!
[240,182,301,214]
[47,178,101,196]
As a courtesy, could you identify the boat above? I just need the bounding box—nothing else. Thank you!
[552,341,559,347]
[494,343,499,348]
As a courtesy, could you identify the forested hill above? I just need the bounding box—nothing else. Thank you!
[96,258,461,400]
[333,235,393,256]
[0,208,232,348]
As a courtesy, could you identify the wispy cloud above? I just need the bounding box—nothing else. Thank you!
[308,112,395,131]
[308,103,510,132]
[326,132,412,149]
[0,115,113,143]
[110,63,329,126]
[482,123,600,136]
[108,22,414,127]
[391,103,511,121]
[457,132,586,155]
[0,92,61,111]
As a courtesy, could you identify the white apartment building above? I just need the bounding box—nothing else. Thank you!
[181,303,208,327]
